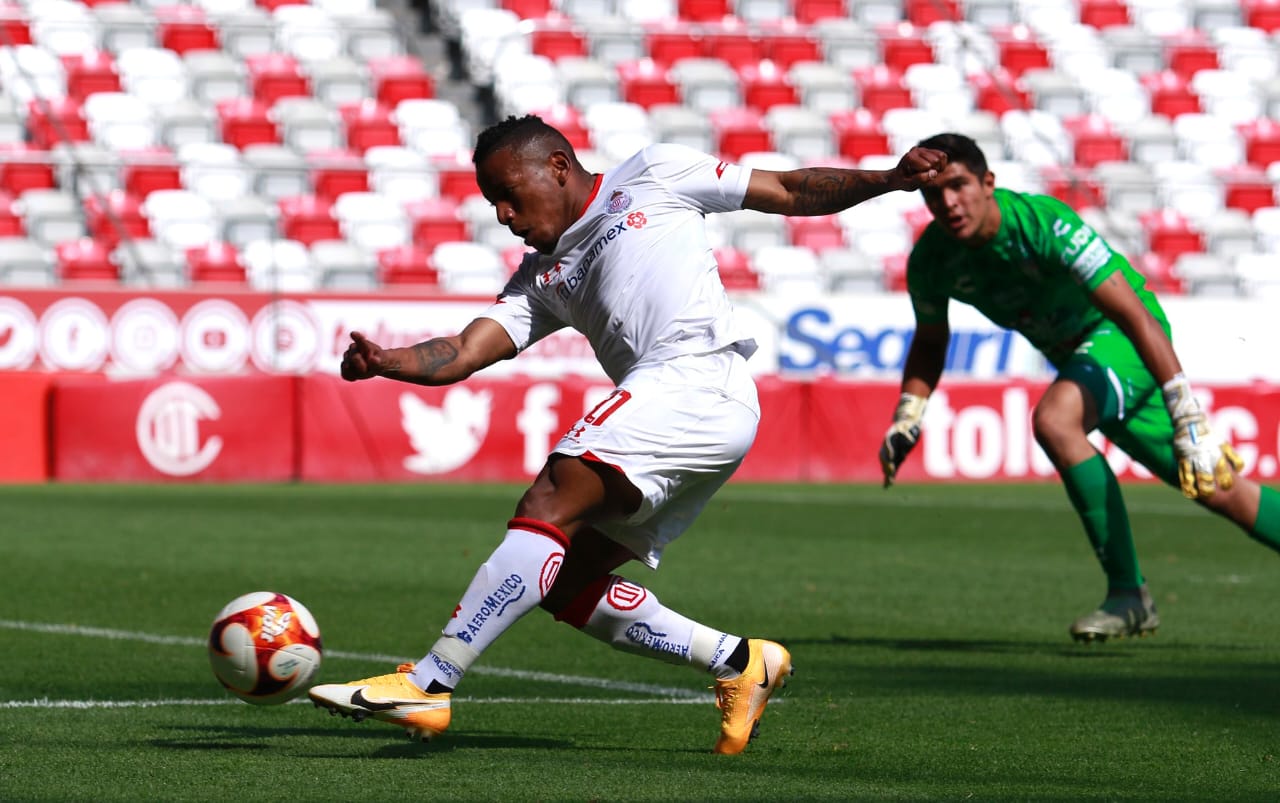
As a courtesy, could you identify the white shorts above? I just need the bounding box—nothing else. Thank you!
[552,348,760,569]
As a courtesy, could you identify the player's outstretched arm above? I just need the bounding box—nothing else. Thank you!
[741,146,947,217]
[880,321,948,488]
[340,318,518,386]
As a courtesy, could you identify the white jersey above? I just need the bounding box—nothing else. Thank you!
[481,144,755,384]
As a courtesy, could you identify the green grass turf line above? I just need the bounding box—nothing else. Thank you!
[0,482,1277,801]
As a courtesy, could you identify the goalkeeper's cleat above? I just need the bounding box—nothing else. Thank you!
[1069,586,1160,643]
[713,639,793,755]
[308,663,451,742]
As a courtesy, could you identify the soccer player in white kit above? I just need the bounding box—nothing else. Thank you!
[309,115,946,753]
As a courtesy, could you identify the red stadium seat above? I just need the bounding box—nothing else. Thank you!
[529,14,588,61]
[710,107,773,160]
[216,98,279,149]
[338,100,401,153]
[502,0,553,18]
[1141,71,1201,119]
[760,21,824,70]
[307,148,369,199]
[1163,31,1219,81]
[617,59,680,109]
[969,68,1032,114]
[1238,118,1280,168]
[1131,252,1184,295]
[830,108,890,160]
[368,56,435,108]
[83,191,150,251]
[378,244,441,286]
[25,98,90,148]
[406,197,469,248]
[1217,165,1276,213]
[1063,114,1127,167]
[714,247,760,291]
[61,51,121,102]
[904,204,932,241]
[56,239,117,282]
[852,65,913,115]
[1139,208,1204,260]
[433,157,482,201]
[645,20,704,68]
[702,19,766,69]
[187,242,247,283]
[1040,165,1105,209]
[877,23,934,73]
[0,3,32,46]
[1079,0,1130,29]
[906,0,960,25]
[121,147,183,198]
[738,62,798,113]
[0,145,55,195]
[154,5,220,54]
[245,53,310,106]
[278,195,342,245]
[792,0,847,25]
[989,25,1051,77]
[882,252,908,292]
[0,192,23,236]
[785,215,845,252]
[678,0,730,22]
[1243,0,1280,33]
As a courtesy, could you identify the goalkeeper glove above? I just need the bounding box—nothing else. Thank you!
[1162,373,1244,500]
[879,393,927,489]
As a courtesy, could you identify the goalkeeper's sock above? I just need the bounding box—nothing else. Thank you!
[410,519,568,692]
[1062,454,1144,589]
[556,574,745,679]
[1247,486,1280,552]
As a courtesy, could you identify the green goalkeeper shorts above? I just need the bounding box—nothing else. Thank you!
[1055,322,1179,486]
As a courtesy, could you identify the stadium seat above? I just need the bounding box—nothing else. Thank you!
[821,246,884,293]
[714,246,760,291]
[0,3,33,47]
[0,145,57,196]
[338,99,400,153]
[0,237,55,286]
[25,97,90,149]
[582,100,653,163]
[839,196,911,259]
[752,244,825,295]
[906,0,959,25]
[142,189,218,250]
[273,98,342,154]
[214,193,277,248]
[185,50,246,104]
[377,243,440,287]
[1243,0,1280,31]
[395,98,472,159]
[710,107,772,161]
[738,61,798,113]
[30,0,99,56]
[308,148,369,200]
[434,240,507,294]
[1130,252,1184,295]
[617,59,680,110]
[0,191,22,236]
[1099,25,1163,74]
[312,238,378,290]
[338,6,402,62]
[365,145,437,204]
[644,19,703,68]
[276,194,341,246]
[582,16,648,67]
[679,0,730,21]
[881,106,946,154]
[1040,164,1105,209]
[1217,164,1276,213]
[56,238,116,282]
[186,241,247,283]
[647,103,713,152]
[433,156,482,201]
[114,238,186,288]
[766,105,834,160]
[721,207,787,252]
[1199,207,1256,257]
[761,21,824,69]
[1238,117,1280,168]
[242,238,318,292]
[792,0,847,25]
[179,141,251,201]
[1095,160,1160,214]
[852,65,912,115]
[1213,25,1278,82]
[1021,68,1088,117]
[1193,69,1264,125]
[368,56,434,108]
[155,99,218,149]
[274,4,342,62]
[785,214,845,253]
[668,58,740,114]
[532,103,592,151]
[84,92,157,150]
[154,4,220,54]
[83,190,150,251]
[831,108,891,160]
[962,0,1017,26]
[1079,0,1130,28]
[306,56,371,107]
[407,196,468,248]
[969,68,1032,115]
[61,50,120,102]
[245,53,309,106]
[811,18,880,71]
[1174,113,1244,168]
[1163,29,1219,81]
[16,188,83,245]
[334,191,409,252]
[529,14,588,61]
[876,22,935,73]
[557,56,619,109]
[1234,252,1280,299]
[1172,252,1241,297]
[1139,208,1204,260]
[0,45,66,105]
[50,142,120,198]
[0,96,22,145]
[216,7,276,59]
[1001,109,1071,167]
[787,61,856,116]
[117,47,188,106]
[1156,160,1222,221]
[1063,114,1128,167]
[216,98,279,149]
[93,3,154,55]
[1141,71,1201,120]
[702,19,766,70]
[903,62,973,118]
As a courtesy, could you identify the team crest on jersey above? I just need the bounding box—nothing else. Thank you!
[537,262,564,288]
[605,188,633,214]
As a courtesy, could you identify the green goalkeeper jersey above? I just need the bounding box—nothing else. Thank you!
[907,188,1168,368]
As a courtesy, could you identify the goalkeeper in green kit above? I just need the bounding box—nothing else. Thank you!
[879,132,1280,642]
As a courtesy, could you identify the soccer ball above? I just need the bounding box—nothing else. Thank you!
[208,591,322,705]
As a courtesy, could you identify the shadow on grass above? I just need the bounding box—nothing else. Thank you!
[151,724,571,757]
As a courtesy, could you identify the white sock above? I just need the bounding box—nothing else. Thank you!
[579,576,743,679]
[411,521,566,691]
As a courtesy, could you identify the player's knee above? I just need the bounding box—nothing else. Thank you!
[1031,407,1073,457]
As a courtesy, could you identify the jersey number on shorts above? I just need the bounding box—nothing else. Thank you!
[583,389,632,426]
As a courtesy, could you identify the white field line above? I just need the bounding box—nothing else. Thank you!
[0,697,708,710]
[0,620,711,703]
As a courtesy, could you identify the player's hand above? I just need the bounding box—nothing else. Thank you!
[891,147,947,191]
[879,393,927,488]
[340,331,385,381]
[1171,412,1244,500]
[1163,373,1245,500]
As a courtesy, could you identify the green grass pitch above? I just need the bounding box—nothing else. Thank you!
[1,482,1277,801]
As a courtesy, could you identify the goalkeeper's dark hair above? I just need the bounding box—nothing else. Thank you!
[473,114,577,166]
[915,132,989,178]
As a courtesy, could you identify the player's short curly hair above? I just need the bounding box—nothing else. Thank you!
[473,114,575,166]
[915,132,989,178]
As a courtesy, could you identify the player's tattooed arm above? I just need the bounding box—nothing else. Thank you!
[341,318,515,386]
[380,339,463,384]
[743,146,946,216]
